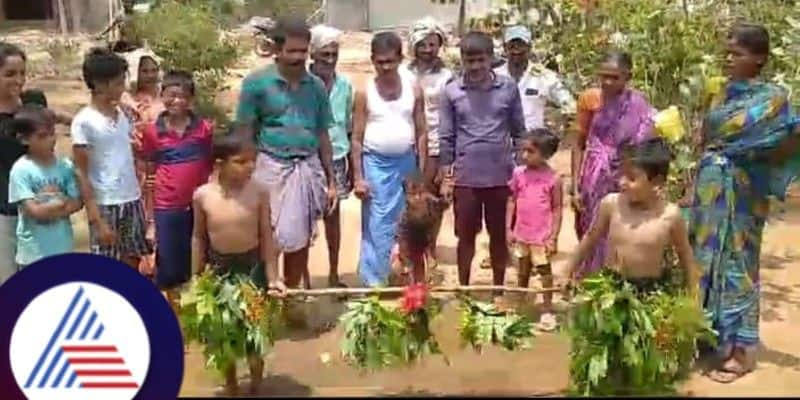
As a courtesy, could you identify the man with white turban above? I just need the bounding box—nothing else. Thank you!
[309,24,354,289]
[399,17,453,270]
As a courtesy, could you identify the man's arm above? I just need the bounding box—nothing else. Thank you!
[437,87,455,173]
[317,84,336,187]
[259,186,282,289]
[234,75,261,142]
[565,194,613,278]
[508,83,526,149]
[190,190,208,275]
[670,210,700,297]
[351,89,368,184]
[412,84,428,171]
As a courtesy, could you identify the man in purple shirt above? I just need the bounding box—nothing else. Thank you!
[438,31,525,291]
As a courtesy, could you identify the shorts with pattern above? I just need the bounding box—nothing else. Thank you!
[90,199,152,260]
[333,157,352,200]
[513,242,552,272]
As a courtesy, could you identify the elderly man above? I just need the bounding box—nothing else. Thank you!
[309,24,354,288]
[236,16,337,289]
[400,17,453,268]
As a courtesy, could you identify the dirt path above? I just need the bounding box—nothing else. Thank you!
[34,57,800,396]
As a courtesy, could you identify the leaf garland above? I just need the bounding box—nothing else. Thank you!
[179,271,283,377]
[339,286,536,370]
[458,296,536,352]
[567,271,716,396]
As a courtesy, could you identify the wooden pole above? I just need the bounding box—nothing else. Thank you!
[284,285,564,297]
[56,0,68,35]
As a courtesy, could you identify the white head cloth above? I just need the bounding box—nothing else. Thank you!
[408,16,447,57]
[310,24,343,53]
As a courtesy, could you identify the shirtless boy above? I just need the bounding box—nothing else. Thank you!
[191,133,285,395]
[565,137,699,295]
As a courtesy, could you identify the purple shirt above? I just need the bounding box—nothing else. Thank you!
[438,73,525,188]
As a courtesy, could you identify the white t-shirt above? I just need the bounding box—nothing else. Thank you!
[70,106,140,206]
[363,74,417,156]
[401,63,452,157]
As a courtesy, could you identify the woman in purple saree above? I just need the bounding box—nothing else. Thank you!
[570,51,656,276]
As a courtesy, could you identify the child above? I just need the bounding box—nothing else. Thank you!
[139,70,213,309]
[192,133,284,395]
[506,129,563,331]
[564,137,699,296]
[72,47,151,268]
[390,174,447,285]
[8,105,82,268]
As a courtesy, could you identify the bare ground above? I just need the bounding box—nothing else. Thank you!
[26,34,800,397]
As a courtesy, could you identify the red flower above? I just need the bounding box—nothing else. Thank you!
[400,283,428,314]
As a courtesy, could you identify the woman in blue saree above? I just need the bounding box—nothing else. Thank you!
[689,23,800,383]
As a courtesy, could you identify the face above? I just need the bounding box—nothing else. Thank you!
[276,35,310,74]
[414,34,442,63]
[311,42,339,76]
[218,147,257,184]
[162,85,193,116]
[137,57,160,87]
[505,39,531,65]
[95,74,127,104]
[619,160,658,203]
[23,122,57,159]
[0,55,26,99]
[520,140,545,168]
[371,50,402,77]
[461,52,492,83]
[597,61,629,98]
[725,39,764,80]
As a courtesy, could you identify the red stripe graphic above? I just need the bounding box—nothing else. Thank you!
[62,345,118,352]
[75,370,132,376]
[81,382,140,389]
[68,358,124,364]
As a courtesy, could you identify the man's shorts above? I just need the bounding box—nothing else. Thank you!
[90,199,152,260]
[513,242,552,273]
[333,157,352,200]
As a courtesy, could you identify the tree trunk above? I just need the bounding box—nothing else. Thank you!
[68,0,82,33]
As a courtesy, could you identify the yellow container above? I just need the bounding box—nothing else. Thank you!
[654,106,686,144]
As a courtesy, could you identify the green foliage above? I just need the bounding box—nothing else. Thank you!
[179,271,283,377]
[339,297,440,370]
[567,271,716,396]
[458,296,536,351]
[132,1,242,127]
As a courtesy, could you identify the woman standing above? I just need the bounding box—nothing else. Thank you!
[352,32,427,287]
[690,24,800,383]
[570,51,655,276]
[122,52,164,276]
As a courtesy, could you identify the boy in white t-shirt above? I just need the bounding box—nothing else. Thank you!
[72,48,151,268]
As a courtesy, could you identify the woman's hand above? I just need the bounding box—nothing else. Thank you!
[570,194,583,214]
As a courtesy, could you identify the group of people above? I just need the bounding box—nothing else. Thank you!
[0,13,798,390]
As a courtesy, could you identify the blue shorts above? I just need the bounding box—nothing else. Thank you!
[154,207,193,289]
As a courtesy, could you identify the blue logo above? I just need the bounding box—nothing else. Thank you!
[0,254,183,400]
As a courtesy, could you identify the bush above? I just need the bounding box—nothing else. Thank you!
[132,2,243,127]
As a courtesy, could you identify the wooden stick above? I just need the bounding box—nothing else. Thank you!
[284,285,564,297]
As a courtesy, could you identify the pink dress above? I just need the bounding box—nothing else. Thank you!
[509,165,559,246]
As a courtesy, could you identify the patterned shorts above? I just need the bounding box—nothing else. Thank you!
[513,242,552,271]
[332,157,352,200]
[90,199,152,260]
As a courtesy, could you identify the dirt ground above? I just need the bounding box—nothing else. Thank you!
[26,32,800,397]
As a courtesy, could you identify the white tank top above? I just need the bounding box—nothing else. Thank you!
[363,74,416,156]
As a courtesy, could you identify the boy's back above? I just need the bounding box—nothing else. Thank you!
[9,156,79,265]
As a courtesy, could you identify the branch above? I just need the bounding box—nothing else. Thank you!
[284,285,564,297]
